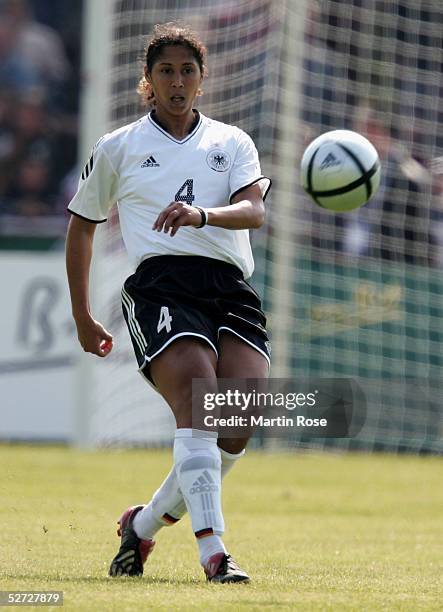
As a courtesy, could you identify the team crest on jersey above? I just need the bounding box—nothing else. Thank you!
[206,149,231,172]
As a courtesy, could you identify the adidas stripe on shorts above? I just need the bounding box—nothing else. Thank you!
[121,255,270,384]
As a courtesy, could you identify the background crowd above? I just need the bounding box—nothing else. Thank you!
[0,0,442,266]
[301,1,443,266]
[0,0,82,232]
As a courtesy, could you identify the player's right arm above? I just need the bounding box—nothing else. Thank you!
[66,135,118,357]
[66,215,113,357]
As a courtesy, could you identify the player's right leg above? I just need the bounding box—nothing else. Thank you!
[109,338,217,577]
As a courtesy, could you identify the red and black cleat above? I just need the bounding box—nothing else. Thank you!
[108,505,155,577]
[204,552,250,584]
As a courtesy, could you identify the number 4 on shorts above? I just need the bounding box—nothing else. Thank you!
[157,306,173,333]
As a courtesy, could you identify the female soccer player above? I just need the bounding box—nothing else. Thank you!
[66,23,271,584]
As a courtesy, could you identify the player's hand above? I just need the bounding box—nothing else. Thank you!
[74,315,113,358]
[152,201,202,237]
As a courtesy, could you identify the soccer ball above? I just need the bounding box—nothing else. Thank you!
[300,130,381,212]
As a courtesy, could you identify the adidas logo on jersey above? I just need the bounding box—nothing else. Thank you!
[320,152,341,170]
[141,155,160,168]
[189,470,219,495]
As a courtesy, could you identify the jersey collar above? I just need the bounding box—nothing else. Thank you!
[148,110,203,145]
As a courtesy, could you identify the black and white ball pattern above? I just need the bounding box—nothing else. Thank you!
[301,130,381,212]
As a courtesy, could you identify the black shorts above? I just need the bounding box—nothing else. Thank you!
[121,255,270,383]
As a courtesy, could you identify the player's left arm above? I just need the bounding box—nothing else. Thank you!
[152,183,265,236]
[205,183,265,229]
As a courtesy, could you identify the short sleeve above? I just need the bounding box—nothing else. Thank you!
[229,131,271,203]
[67,137,118,222]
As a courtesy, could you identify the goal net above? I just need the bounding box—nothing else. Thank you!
[82,0,442,453]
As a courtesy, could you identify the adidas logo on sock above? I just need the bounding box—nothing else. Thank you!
[190,470,219,495]
[320,152,341,170]
[141,155,160,168]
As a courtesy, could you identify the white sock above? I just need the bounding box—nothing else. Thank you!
[219,447,245,479]
[195,448,243,566]
[197,446,241,565]
[132,504,163,540]
[173,428,225,564]
[133,467,182,540]
[197,534,227,567]
[133,446,245,541]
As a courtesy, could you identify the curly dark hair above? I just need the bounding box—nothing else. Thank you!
[138,22,208,107]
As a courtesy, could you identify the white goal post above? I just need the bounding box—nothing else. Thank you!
[73,0,113,447]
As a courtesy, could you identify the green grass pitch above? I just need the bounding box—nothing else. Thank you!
[0,445,441,611]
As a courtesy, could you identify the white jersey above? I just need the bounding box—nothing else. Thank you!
[68,111,271,278]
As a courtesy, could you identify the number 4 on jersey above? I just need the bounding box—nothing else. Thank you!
[174,179,195,205]
[157,306,172,333]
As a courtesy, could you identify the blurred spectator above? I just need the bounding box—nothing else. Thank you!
[1,0,70,94]
[341,104,434,265]
[0,16,39,94]
[0,0,81,231]
[0,89,76,217]
[5,151,53,216]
